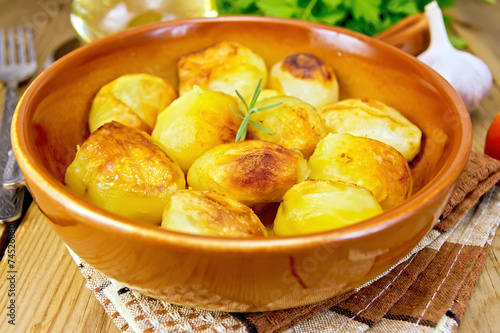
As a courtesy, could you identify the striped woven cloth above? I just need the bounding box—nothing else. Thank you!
[70,152,500,333]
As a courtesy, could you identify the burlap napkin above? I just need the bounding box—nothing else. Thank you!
[69,152,500,333]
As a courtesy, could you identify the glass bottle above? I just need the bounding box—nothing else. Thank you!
[71,0,218,43]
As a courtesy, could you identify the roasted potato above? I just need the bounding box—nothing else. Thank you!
[269,53,339,109]
[178,41,268,101]
[88,73,177,134]
[161,189,268,237]
[258,89,283,102]
[187,140,309,207]
[151,86,241,173]
[65,121,185,224]
[273,179,383,236]
[248,96,327,159]
[319,98,422,161]
[308,133,412,210]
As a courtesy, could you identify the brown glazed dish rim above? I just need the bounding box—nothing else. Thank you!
[14,15,472,252]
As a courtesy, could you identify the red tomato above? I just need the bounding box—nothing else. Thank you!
[485,111,500,160]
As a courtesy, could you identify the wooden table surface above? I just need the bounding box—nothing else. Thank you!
[0,0,499,332]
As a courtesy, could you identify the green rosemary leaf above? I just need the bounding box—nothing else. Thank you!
[240,126,249,141]
[236,90,250,111]
[248,77,263,107]
[230,104,245,120]
[232,77,281,142]
[247,107,259,116]
[237,100,245,116]
[235,116,251,141]
[249,119,275,133]
[256,101,283,111]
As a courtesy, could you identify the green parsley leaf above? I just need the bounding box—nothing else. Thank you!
[344,0,383,24]
[322,0,343,7]
[315,8,348,25]
[256,0,299,18]
[215,0,475,48]
[385,0,419,15]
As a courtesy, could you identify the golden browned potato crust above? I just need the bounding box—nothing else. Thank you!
[248,96,327,159]
[269,53,339,109]
[178,41,268,101]
[161,189,268,237]
[65,121,185,224]
[281,53,332,81]
[319,98,422,161]
[187,140,310,207]
[308,133,412,210]
[88,73,177,134]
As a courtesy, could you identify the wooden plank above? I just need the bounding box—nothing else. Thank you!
[0,204,119,333]
[448,0,500,84]
[0,1,119,332]
[448,2,500,332]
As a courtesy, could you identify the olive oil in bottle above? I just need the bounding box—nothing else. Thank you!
[70,0,218,43]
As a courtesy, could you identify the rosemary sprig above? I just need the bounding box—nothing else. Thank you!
[230,78,282,142]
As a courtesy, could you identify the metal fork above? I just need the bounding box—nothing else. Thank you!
[0,26,37,222]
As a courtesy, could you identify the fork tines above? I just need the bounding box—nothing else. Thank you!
[0,25,35,67]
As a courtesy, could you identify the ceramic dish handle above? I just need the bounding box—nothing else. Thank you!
[375,13,430,56]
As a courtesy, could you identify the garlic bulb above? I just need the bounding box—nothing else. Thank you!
[417,1,492,111]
